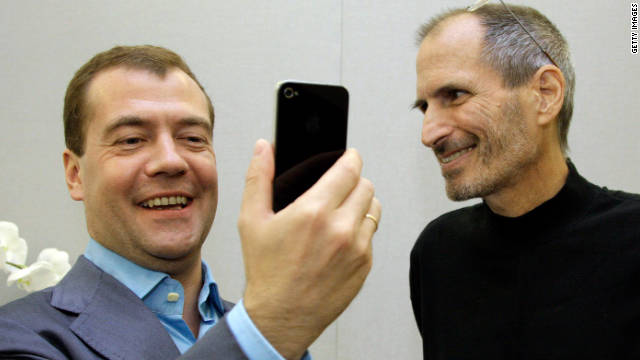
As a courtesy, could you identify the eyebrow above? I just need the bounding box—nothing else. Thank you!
[413,83,466,109]
[179,116,213,134]
[103,115,213,137]
[432,83,464,98]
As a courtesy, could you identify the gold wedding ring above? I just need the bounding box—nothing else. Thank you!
[365,214,379,232]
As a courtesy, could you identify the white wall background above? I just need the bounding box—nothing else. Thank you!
[1,1,638,358]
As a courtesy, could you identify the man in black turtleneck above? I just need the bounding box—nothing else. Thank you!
[410,3,640,359]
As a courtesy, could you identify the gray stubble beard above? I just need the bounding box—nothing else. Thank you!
[443,96,539,202]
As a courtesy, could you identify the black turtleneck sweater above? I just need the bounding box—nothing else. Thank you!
[410,162,640,359]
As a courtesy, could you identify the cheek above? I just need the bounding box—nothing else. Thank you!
[84,157,141,202]
[196,163,218,221]
[468,100,497,128]
[192,154,218,195]
[458,97,509,142]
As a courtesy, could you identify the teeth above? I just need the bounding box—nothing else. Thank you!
[142,196,188,208]
[441,147,473,164]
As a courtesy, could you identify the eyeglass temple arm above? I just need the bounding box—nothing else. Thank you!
[498,0,559,67]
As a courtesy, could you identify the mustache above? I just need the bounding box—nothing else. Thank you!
[433,134,479,156]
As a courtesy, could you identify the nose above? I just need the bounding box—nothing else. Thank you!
[145,135,188,177]
[421,106,454,148]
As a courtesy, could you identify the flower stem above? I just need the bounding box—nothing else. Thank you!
[5,261,25,270]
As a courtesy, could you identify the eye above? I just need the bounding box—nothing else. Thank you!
[186,136,205,143]
[180,134,211,149]
[123,137,142,145]
[444,89,469,104]
[116,137,144,147]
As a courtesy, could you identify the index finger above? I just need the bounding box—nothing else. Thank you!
[300,148,362,210]
[240,139,275,219]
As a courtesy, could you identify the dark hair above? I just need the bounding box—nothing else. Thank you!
[417,4,575,153]
[64,45,215,155]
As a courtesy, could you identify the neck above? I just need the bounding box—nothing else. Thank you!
[484,148,568,217]
[171,258,203,338]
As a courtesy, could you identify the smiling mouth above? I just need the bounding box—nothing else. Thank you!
[139,196,192,210]
[439,145,476,164]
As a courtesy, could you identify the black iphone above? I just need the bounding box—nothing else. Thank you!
[272,81,349,212]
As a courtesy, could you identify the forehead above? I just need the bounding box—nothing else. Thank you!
[416,14,503,94]
[85,66,211,129]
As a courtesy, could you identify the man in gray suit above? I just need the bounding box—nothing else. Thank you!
[0,45,381,359]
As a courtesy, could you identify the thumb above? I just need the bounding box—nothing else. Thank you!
[240,139,275,220]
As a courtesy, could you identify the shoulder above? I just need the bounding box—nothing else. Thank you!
[576,182,640,242]
[594,185,640,209]
[584,181,640,223]
[0,288,76,359]
[569,162,640,218]
[419,202,485,240]
[0,256,107,331]
[0,288,57,322]
[0,258,101,331]
[411,202,485,260]
[426,203,485,230]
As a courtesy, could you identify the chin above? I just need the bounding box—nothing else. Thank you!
[158,240,201,256]
[446,186,477,201]
[144,236,203,259]
[443,169,474,201]
[153,248,195,260]
[445,174,497,202]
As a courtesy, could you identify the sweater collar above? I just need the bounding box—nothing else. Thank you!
[484,159,597,228]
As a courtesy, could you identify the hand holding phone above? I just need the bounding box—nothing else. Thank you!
[239,140,380,359]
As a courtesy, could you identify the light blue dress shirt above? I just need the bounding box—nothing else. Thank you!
[84,239,307,359]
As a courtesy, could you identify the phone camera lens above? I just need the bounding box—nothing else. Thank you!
[283,87,295,99]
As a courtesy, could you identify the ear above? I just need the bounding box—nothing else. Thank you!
[529,65,565,126]
[63,149,84,201]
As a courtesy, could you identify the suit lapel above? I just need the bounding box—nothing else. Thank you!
[52,256,180,360]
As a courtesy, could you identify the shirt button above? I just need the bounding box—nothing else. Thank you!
[167,292,180,302]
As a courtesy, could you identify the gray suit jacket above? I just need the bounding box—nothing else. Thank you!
[0,256,248,359]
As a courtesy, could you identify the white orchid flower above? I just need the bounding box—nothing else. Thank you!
[7,248,71,292]
[0,221,27,274]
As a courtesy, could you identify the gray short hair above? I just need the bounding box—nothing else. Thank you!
[417,4,575,153]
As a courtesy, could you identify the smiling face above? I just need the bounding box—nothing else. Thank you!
[415,14,541,201]
[63,66,217,273]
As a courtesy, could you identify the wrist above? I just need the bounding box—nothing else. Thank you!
[243,293,314,360]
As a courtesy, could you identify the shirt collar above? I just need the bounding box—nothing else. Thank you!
[199,261,225,320]
[84,239,225,317]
